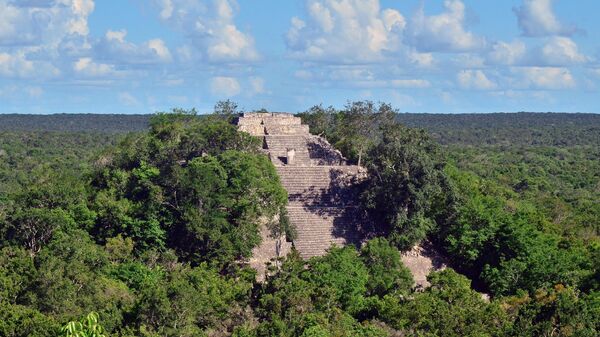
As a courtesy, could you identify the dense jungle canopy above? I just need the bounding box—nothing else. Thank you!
[0,103,598,336]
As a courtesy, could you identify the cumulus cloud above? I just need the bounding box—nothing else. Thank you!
[94,30,172,64]
[73,57,115,77]
[390,79,431,88]
[0,84,45,100]
[285,0,407,62]
[118,91,140,106]
[0,52,34,77]
[157,0,258,62]
[514,0,575,37]
[516,67,576,89]
[406,0,485,52]
[487,40,527,65]
[0,0,94,79]
[0,0,94,46]
[452,53,485,68]
[68,0,95,36]
[290,64,431,89]
[457,70,496,90]
[486,37,590,67]
[539,37,588,65]
[0,51,59,78]
[250,76,267,95]
[211,76,241,97]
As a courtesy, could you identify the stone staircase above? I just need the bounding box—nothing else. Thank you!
[264,135,311,166]
[236,113,367,261]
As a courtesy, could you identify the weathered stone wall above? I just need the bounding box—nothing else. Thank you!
[236,112,366,270]
[236,113,304,136]
[236,112,446,287]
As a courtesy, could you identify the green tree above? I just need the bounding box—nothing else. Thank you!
[0,304,58,337]
[336,101,395,166]
[360,238,413,297]
[504,285,599,337]
[61,312,107,337]
[213,99,241,123]
[91,110,286,269]
[381,269,509,337]
[361,124,452,250]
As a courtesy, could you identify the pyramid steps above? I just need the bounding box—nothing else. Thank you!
[236,112,366,263]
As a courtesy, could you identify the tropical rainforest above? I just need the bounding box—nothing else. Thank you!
[0,102,598,337]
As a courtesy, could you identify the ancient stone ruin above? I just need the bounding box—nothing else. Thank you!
[237,112,446,286]
[237,112,368,271]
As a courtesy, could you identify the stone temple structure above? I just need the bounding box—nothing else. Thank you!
[237,112,447,287]
[236,112,368,271]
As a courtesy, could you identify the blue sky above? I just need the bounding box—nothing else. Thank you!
[1,0,599,114]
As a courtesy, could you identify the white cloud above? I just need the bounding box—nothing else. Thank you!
[158,0,173,20]
[0,0,94,46]
[452,53,485,68]
[0,2,22,44]
[118,91,140,106]
[514,0,575,37]
[390,79,431,88]
[0,51,59,78]
[487,40,527,65]
[68,0,95,35]
[490,89,553,102]
[73,57,115,77]
[105,29,126,43]
[250,76,266,94]
[147,39,172,62]
[285,0,406,62]
[26,86,44,98]
[0,84,44,99]
[516,67,576,89]
[95,30,172,64]
[329,67,375,81]
[210,76,241,97]
[406,0,485,52]
[390,91,419,107]
[487,37,590,67]
[0,52,33,77]
[540,37,588,65]
[157,0,258,62]
[0,0,94,80]
[408,51,434,67]
[457,70,497,90]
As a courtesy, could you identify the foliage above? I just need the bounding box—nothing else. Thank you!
[61,312,107,337]
[394,112,600,147]
[298,101,395,165]
[253,244,411,336]
[360,237,413,297]
[502,285,600,337]
[300,103,454,250]
[447,145,600,241]
[0,304,58,337]
[437,165,594,296]
[0,105,599,336]
[90,109,287,268]
[360,124,453,250]
[379,269,509,337]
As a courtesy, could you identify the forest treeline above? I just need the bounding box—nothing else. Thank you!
[0,102,598,336]
[2,110,599,147]
[0,114,149,133]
